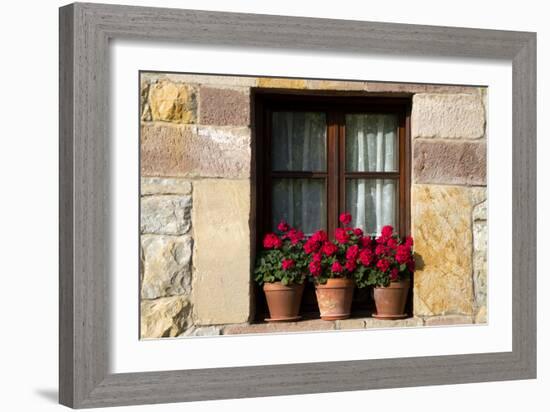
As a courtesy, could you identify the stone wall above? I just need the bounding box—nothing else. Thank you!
[139,74,253,338]
[411,92,487,324]
[139,72,487,338]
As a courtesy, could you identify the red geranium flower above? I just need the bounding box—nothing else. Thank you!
[309,260,321,277]
[281,258,295,271]
[277,220,290,232]
[390,267,399,281]
[287,228,304,245]
[263,233,282,249]
[404,236,414,248]
[376,258,391,273]
[345,259,357,272]
[375,244,388,256]
[346,244,360,260]
[396,244,411,264]
[353,228,363,237]
[387,237,398,250]
[311,230,328,243]
[360,236,372,248]
[335,227,349,244]
[312,252,323,262]
[322,241,338,256]
[359,249,373,266]
[304,238,320,254]
[331,261,344,273]
[339,212,352,226]
[381,225,394,238]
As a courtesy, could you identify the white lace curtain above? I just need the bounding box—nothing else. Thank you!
[271,112,326,234]
[346,114,398,235]
[270,112,398,235]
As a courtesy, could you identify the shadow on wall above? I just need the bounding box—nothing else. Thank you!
[34,389,58,404]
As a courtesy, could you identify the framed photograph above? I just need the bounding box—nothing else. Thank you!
[59,2,536,408]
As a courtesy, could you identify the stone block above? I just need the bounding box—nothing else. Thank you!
[141,235,192,299]
[192,180,252,325]
[140,80,151,121]
[141,178,192,195]
[412,185,475,316]
[412,93,485,139]
[364,317,424,329]
[140,296,191,339]
[222,319,335,335]
[413,140,486,185]
[335,318,366,330]
[424,314,474,326]
[366,82,481,94]
[199,87,250,126]
[141,123,187,177]
[141,124,251,178]
[148,80,197,123]
[141,72,258,87]
[258,77,307,89]
[473,220,487,307]
[475,306,487,324]
[140,195,192,235]
[473,199,487,221]
[306,79,366,91]
[182,326,222,337]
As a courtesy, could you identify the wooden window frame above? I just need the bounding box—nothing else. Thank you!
[254,91,412,242]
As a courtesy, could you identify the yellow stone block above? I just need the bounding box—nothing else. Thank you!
[192,179,251,325]
[148,80,197,123]
[258,77,307,89]
[412,184,475,316]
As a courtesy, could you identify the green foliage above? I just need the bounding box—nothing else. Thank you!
[254,240,307,286]
[354,262,413,288]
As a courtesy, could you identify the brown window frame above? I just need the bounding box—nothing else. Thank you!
[254,91,412,241]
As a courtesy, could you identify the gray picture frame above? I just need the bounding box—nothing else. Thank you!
[59,2,536,408]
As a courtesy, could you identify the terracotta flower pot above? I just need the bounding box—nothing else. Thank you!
[373,278,410,319]
[315,278,355,320]
[263,282,305,322]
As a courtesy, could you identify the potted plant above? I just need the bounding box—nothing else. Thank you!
[254,221,307,322]
[354,225,415,319]
[305,213,364,320]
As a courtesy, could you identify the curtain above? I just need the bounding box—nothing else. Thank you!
[271,112,326,234]
[345,114,398,235]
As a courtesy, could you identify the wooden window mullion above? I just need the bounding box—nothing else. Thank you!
[327,111,339,237]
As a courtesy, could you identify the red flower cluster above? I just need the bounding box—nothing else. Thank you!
[301,214,416,284]
[262,220,306,250]
[370,225,415,281]
[339,212,352,226]
[304,229,328,254]
[304,213,373,279]
[309,252,322,277]
[281,258,295,271]
[263,233,282,249]
[335,228,349,244]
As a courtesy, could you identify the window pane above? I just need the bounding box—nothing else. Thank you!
[271,112,327,171]
[345,114,398,172]
[346,179,398,235]
[272,179,326,234]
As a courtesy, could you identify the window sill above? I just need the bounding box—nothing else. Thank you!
[220,315,423,335]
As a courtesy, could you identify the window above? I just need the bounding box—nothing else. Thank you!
[253,92,411,319]
[255,93,411,240]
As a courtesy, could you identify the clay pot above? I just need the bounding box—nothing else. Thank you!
[373,278,410,319]
[263,282,305,322]
[315,278,355,320]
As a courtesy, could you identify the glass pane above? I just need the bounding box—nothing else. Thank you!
[271,112,327,171]
[272,179,326,235]
[345,114,398,172]
[346,179,398,235]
